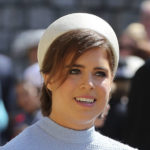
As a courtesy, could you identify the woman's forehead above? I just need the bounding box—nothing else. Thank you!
[64,46,108,66]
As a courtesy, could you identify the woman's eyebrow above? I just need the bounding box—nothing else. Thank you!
[94,67,108,71]
[65,65,108,71]
[65,64,85,68]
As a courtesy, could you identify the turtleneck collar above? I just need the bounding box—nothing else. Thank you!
[37,117,96,144]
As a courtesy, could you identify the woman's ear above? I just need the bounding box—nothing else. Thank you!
[47,82,52,91]
[43,74,52,91]
[43,74,48,84]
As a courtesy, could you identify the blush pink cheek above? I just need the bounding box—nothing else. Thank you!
[96,84,110,99]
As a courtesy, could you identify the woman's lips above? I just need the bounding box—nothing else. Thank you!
[74,96,96,107]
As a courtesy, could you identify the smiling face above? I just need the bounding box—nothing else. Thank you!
[46,47,113,130]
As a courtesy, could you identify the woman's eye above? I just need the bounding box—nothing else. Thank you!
[95,71,106,77]
[69,69,81,75]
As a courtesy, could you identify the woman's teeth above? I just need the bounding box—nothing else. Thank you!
[75,97,95,103]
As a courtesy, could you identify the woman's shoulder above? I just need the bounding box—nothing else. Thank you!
[94,131,138,150]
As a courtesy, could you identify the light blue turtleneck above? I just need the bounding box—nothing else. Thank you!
[1,117,137,150]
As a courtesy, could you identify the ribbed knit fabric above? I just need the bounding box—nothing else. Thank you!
[1,117,138,150]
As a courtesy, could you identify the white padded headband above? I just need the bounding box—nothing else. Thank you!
[38,13,119,75]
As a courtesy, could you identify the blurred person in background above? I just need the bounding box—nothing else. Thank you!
[12,63,43,138]
[119,22,150,60]
[2,30,44,141]
[124,59,150,150]
[100,56,144,142]
[0,54,16,145]
[11,29,44,80]
[0,82,9,145]
[140,0,150,40]
[119,0,150,61]
[0,30,44,143]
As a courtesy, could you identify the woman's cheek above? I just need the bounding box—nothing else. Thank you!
[62,77,79,90]
[96,81,111,98]
[68,76,81,85]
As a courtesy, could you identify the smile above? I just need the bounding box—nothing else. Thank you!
[74,97,96,104]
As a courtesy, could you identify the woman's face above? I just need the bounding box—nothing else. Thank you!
[46,47,113,130]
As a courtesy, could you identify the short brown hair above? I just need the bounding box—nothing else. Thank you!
[40,29,114,116]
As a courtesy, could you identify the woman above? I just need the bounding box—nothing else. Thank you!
[1,13,137,150]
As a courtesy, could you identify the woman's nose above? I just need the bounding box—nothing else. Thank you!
[79,74,95,89]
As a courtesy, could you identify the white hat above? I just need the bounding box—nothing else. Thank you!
[38,13,119,75]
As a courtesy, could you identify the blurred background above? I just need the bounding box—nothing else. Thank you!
[0,0,143,55]
[1,0,150,150]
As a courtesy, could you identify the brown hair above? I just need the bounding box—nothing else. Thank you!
[40,29,114,116]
